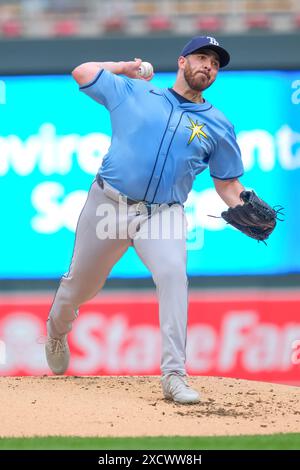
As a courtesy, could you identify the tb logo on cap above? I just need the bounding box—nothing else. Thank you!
[207,36,219,45]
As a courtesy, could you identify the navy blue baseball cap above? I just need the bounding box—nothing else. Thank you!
[180,36,230,68]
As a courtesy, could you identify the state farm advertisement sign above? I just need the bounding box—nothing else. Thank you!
[0,292,300,385]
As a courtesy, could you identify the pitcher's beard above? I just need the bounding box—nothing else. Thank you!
[184,69,207,92]
[183,58,212,92]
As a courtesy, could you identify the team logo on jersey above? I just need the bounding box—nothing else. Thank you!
[186,116,208,144]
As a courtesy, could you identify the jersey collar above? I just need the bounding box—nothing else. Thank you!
[163,88,212,112]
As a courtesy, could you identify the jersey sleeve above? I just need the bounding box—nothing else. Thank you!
[79,69,134,112]
[208,126,244,180]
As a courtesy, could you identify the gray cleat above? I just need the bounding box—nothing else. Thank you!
[45,335,70,375]
[161,373,200,404]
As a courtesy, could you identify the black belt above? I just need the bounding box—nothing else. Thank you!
[96,174,179,211]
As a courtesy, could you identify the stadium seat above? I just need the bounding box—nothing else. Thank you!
[294,14,300,29]
[103,16,126,33]
[147,15,173,32]
[53,19,79,37]
[245,14,271,30]
[1,19,22,37]
[195,15,223,32]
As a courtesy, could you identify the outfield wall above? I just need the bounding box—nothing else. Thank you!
[0,33,300,75]
[1,291,299,385]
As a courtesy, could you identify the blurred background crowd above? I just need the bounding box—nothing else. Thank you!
[0,0,300,38]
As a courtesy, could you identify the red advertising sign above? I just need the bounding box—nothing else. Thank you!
[0,292,299,385]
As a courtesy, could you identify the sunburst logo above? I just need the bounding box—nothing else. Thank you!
[186,116,208,145]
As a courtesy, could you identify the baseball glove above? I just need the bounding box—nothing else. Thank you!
[221,190,283,243]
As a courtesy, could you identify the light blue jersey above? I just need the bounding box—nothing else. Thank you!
[80,69,244,204]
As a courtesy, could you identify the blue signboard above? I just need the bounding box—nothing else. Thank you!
[0,71,299,278]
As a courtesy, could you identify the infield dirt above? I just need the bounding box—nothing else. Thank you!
[0,376,299,437]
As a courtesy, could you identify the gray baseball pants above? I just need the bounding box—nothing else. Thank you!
[47,179,188,376]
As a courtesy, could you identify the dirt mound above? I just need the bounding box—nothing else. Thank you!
[0,376,299,437]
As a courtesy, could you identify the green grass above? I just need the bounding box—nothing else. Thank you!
[0,434,299,450]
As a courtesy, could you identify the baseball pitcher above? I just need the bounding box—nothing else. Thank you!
[45,36,278,404]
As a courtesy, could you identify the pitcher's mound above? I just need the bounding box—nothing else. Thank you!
[0,376,299,437]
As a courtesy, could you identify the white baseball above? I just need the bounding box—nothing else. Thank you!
[138,61,153,78]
